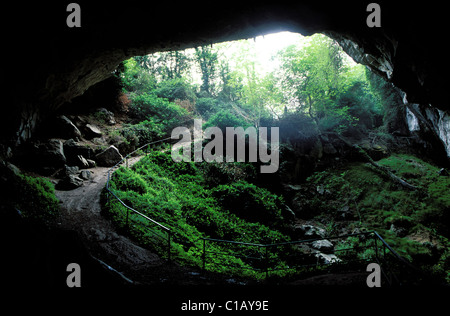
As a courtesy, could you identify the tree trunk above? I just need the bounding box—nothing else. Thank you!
[331,133,419,191]
[355,145,418,191]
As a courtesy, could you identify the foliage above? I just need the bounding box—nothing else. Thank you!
[195,46,219,96]
[211,181,285,226]
[119,57,157,93]
[128,92,189,133]
[276,34,380,135]
[104,151,290,278]
[302,154,450,280]
[155,77,196,103]
[10,174,60,224]
[203,110,252,131]
[195,97,219,118]
[120,119,165,147]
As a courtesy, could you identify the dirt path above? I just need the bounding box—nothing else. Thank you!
[54,154,233,286]
[55,156,167,285]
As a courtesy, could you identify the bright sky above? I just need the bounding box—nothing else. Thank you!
[216,31,306,75]
[187,31,358,84]
[252,31,306,73]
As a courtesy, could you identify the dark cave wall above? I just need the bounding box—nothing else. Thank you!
[1,1,449,156]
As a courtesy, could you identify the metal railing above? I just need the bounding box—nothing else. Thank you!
[105,137,175,260]
[201,231,415,284]
[103,129,415,285]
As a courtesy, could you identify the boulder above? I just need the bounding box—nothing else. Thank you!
[76,155,90,168]
[84,124,103,139]
[438,168,449,176]
[96,108,116,125]
[315,253,340,264]
[336,205,354,220]
[56,174,84,190]
[79,170,92,180]
[311,240,334,253]
[63,139,95,161]
[57,165,79,178]
[294,224,326,239]
[95,145,123,167]
[86,159,96,168]
[389,223,408,237]
[54,115,82,140]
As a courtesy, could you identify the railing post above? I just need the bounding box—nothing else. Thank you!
[125,209,129,231]
[373,232,379,262]
[202,238,206,272]
[265,245,269,279]
[167,231,171,262]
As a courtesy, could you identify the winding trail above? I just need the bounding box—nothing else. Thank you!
[54,156,173,285]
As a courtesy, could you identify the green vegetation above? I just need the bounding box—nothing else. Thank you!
[5,173,60,224]
[117,33,385,150]
[303,154,450,282]
[104,151,289,278]
[106,32,449,283]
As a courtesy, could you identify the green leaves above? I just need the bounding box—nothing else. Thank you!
[13,175,60,223]
[106,151,290,278]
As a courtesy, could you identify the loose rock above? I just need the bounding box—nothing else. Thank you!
[84,124,103,139]
[311,240,334,253]
[95,145,123,167]
[55,115,82,140]
[56,174,84,190]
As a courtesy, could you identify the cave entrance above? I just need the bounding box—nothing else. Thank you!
[112,30,391,166]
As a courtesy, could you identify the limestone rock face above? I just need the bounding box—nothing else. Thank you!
[35,139,66,168]
[2,2,449,161]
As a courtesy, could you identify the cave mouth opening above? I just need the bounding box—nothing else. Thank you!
[108,30,388,155]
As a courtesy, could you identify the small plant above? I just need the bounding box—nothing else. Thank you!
[12,174,60,224]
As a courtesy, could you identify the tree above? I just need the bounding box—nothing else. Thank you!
[119,57,157,93]
[156,50,191,81]
[277,34,358,134]
[195,46,218,96]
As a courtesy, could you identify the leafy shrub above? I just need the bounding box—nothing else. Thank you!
[195,97,217,117]
[104,151,291,279]
[120,119,164,147]
[110,167,149,195]
[155,77,196,102]
[211,181,284,226]
[129,92,189,131]
[13,174,60,223]
[203,110,251,131]
[120,58,157,93]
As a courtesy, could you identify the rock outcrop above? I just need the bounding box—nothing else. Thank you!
[34,139,66,171]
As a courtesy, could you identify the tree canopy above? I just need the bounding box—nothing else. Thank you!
[117,32,389,146]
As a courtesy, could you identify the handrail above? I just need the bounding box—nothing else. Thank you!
[202,231,374,248]
[202,230,417,283]
[103,119,417,283]
[372,231,414,267]
[105,135,178,260]
[107,187,170,231]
